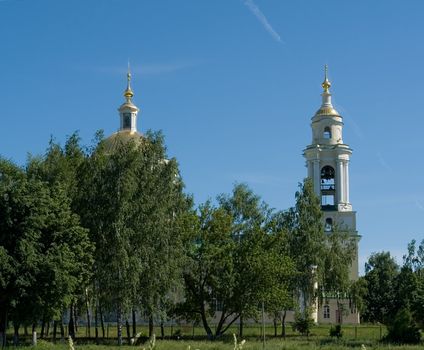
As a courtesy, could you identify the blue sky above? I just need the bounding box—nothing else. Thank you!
[1,0,423,274]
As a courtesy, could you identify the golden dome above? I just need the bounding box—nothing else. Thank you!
[314,106,340,117]
[102,130,145,153]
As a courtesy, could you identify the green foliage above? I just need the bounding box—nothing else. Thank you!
[178,184,295,338]
[362,252,399,323]
[385,307,421,344]
[349,277,368,316]
[78,131,189,343]
[0,156,93,333]
[284,179,356,314]
[329,324,343,338]
[292,309,314,336]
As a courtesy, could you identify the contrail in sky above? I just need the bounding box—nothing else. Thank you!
[243,0,282,43]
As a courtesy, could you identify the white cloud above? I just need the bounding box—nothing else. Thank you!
[243,0,282,43]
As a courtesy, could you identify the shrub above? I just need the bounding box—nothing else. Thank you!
[329,324,343,338]
[292,310,314,336]
[385,307,421,344]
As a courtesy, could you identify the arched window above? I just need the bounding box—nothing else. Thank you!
[325,218,333,232]
[323,127,331,139]
[321,166,335,207]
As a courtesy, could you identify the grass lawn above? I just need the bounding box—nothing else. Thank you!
[18,338,424,350]
[5,324,423,350]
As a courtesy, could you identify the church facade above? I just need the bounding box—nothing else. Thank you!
[303,67,360,324]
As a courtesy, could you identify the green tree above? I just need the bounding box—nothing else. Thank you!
[286,179,324,312]
[0,158,93,346]
[362,252,399,323]
[285,179,356,324]
[178,202,235,339]
[26,132,90,339]
[179,184,295,338]
[78,131,189,344]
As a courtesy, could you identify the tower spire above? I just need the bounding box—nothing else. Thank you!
[322,64,331,93]
[124,62,134,102]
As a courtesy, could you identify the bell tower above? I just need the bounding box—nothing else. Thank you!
[303,66,359,281]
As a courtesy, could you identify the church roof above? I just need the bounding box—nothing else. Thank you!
[103,130,144,153]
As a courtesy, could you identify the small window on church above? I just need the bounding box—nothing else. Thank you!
[324,305,330,319]
[325,218,333,232]
[323,127,331,139]
[123,113,131,129]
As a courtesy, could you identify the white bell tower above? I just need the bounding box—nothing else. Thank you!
[303,66,359,281]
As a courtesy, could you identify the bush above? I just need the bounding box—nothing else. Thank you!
[385,307,421,344]
[329,324,343,338]
[292,310,314,336]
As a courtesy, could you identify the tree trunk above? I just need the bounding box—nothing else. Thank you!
[148,315,154,338]
[24,325,28,336]
[46,321,50,337]
[199,303,214,339]
[94,305,99,344]
[281,311,287,338]
[53,320,57,342]
[273,318,277,337]
[117,304,123,346]
[132,309,136,337]
[160,321,164,339]
[85,288,91,338]
[99,305,105,338]
[239,315,243,337]
[125,320,131,344]
[13,322,19,346]
[0,307,7,349]
[60,321,65,342]
[69,304,75,339]
[32,323,37,346]
[337,300,343,324]
[74,305,78,333]
[40,319,46,339]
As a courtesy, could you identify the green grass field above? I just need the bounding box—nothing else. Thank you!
[18,337,424,350]
[7,323,421,349]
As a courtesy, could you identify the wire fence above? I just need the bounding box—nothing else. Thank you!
[7,323,386,342]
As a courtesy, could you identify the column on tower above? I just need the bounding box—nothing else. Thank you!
[345,161,350,204]
[307,160,313,178]
[313,159,320,197]
[336,159,342,204]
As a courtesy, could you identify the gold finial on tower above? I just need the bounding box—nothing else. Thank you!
[322,64,331,93]
[124,61,134,101]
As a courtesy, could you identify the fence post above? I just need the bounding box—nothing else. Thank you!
[379,325,382,340]
[107,324,109,339]
[354,326,357,339]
